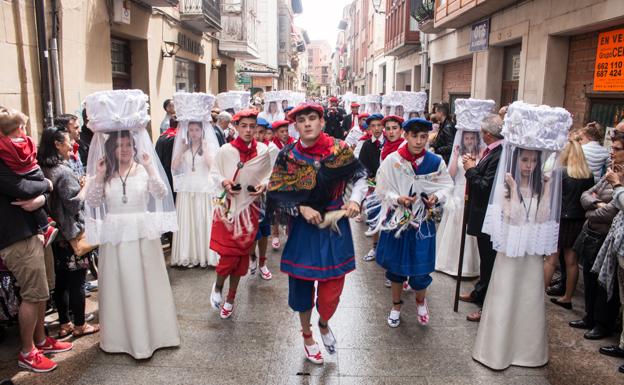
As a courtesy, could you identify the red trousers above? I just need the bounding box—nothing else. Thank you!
[288,276,346,321]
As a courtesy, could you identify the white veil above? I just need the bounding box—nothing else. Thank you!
[391,91,427,120]
[260,91,285,123]
[364,94,382,114]
[83,90,177,245]
[482,101,570,258]
[171,92,220,193]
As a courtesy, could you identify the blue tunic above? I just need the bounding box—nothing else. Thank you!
[280,146,356,281]
[376,151,442,277]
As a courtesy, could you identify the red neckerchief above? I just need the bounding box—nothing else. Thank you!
[262,139,270,145]
[161,127,178,139]
[381,137,405,161]
[0,134,38,174]
[295,132,334,157]
[351,114,357,128]
[272,136,294,149]
[359,132,372,142]
[231,137,258,163]
[398,145,426,170]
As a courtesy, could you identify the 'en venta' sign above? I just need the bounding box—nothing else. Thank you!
[594,28,624,91]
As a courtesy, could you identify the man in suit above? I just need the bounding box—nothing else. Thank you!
[430,102,456,164]
[323,97,345,139]
[459,114,504,322]
[341,102,361,138]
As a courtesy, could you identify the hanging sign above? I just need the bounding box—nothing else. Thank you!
[469,19,489,52]
[594,28,624,91]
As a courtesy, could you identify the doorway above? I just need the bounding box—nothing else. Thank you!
[501,44,521,107]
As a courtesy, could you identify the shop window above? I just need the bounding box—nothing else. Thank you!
[111,38,131,90]
[175,57,200,93]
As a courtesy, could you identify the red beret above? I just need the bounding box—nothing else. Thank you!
[231,109,258,123]
[351,102,361,108]
[271,119,291,129]
[358,112,370,119]
[381,115,405,126]
[329,97,338,103]
[287,103,325,121]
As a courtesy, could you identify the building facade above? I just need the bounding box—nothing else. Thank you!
[307,40,332,96]
[426,0,624,126]
[1,0,239,138]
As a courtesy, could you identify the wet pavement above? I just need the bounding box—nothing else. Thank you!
[0,220,623,385]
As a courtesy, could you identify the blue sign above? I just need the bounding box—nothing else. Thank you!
[470,19,490,52]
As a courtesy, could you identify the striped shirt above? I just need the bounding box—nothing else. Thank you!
[582,141,609,182]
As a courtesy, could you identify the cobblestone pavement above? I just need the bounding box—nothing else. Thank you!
[0,221,622,384]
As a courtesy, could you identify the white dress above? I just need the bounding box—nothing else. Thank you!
[472,196,548,370]
[435,158,480,276]
[98,167,180,359]
[171,151,219,267]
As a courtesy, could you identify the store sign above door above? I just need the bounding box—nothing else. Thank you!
[469,19,489,52]
[178,34,204,57]
[594,28,624,91]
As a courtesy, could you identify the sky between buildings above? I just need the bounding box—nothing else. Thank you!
[295,0,353,49]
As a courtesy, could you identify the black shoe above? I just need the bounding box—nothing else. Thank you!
[546,283,565,297]
[599,345,624,358]
[569,319,593,329]
[619,363,624,374]
[550,298,572,310]
[584,326,611,340]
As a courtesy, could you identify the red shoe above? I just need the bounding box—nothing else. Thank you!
[43,226,59,248]
[36,336,73,354]
[18,348,58,373]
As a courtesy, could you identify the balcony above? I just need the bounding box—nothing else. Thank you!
[218,0,259,60]
[179,0,221,32]
[137,0,179,6]
[384,0,421,56]
[434,0,517,29]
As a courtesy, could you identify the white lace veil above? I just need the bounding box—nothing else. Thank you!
[482,101,570,257]
[171,92,220,193]
[364,94,382,114]
[83,90,177,245]
[216,91,250,114]
[261,91,285,123]
[449,99,494,181]
[391,91,428,120]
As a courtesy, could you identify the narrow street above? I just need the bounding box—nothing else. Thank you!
[0,221,621,385]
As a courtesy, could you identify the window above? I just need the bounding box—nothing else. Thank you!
[111,38,131,90]
[175,57,199,92]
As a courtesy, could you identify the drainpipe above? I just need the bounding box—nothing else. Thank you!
[420,32,429,92]
[50,0,63,114]
[34,0,53,127]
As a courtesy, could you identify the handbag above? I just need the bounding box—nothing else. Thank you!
[69,231,97,257]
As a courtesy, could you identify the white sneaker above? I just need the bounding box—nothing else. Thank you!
[220,302,234,319]
[402,281,410,291]
[210,283,222,310]
[304,342,324,364]
[416,299,430,325]
[387,309,401,328]
[319,325,337,355]
[249,258,258,275]
[259,265,272,280]
[384,279,392,288]
[362,248,376,262]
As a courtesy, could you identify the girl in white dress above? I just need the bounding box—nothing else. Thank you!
[170,92,220,267]
[84,90,180,359]
[435,131,481,276]
[436,98,495,277]
[474,101,569,370]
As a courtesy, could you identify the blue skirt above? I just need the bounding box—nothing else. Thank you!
[376,220,436,277]
[281,215,356,281]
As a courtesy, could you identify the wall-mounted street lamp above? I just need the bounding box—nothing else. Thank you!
[212,58,223,70]
[162,40,181,58]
